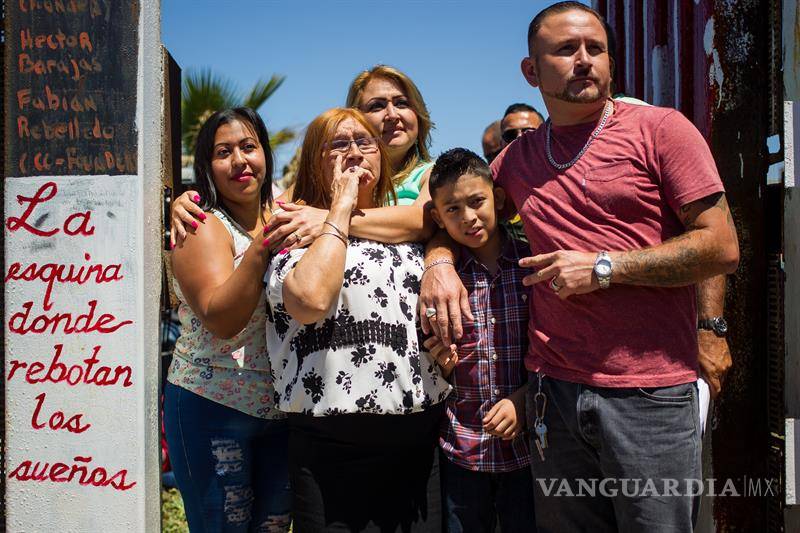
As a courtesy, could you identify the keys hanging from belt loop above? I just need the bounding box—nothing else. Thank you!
[533,372,548,460]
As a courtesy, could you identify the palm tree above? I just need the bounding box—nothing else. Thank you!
[181,68,295,158]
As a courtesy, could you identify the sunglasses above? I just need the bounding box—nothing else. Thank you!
[501,127,536,144]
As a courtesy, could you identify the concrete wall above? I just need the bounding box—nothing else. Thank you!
[2,0,162,530]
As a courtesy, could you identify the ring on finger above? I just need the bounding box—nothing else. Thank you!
[549,278,562,292]
[425,307,437,319]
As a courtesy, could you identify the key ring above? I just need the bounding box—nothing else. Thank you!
[534,372,547,422]
[534,391,547,421]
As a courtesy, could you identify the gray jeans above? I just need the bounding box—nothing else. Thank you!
[526,373,702,533]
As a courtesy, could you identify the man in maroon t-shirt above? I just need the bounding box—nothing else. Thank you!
[420,2,739,532]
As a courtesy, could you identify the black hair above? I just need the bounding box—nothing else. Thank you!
[526,1,615,61]
[503,103,545,124]
[429,148,493,199]
[192,107,274,213]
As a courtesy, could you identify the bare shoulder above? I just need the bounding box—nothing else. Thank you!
[172,212,233,269]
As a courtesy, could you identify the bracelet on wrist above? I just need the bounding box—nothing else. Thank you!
[320,231,348,247]
[423,258,455,276]
[323,220,348,240]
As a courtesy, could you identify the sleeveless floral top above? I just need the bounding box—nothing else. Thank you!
[167,208,282,420]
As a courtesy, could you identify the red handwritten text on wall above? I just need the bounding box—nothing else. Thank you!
[9,455,136,491]
[5,182,94,237]
[5,178,137,492]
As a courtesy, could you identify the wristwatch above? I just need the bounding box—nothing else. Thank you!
[698,316,728,337]
[594,251,613,289]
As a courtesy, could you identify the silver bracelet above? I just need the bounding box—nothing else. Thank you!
[320,231,348,247]
[323,220,348,240]
[422,258,455,276]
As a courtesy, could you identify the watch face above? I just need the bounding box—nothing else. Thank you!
[713,317,728,335]
[596,263,611,277]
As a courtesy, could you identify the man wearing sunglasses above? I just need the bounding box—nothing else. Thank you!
[498,104,544,241]
[500,103,544,146]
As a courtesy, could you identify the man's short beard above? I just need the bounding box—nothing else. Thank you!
[543,83,610,104]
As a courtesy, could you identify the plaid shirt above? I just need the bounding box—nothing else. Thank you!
[439,232,531,472]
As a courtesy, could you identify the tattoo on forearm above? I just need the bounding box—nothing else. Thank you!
[616,231,712,286]
[615,193,736,287]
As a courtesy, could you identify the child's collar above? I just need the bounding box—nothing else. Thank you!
[457,227,516,273]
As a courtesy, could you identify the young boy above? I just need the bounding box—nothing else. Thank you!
[425,148,534,532]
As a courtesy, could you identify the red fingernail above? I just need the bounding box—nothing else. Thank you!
[198,212,207,221]
[170,241,174,250]
[276,201,284,206]
[263,238,270,247]
[191,220,198,229]
[193,194,201,202]
[278,249,288,255]
[263,225,270,233]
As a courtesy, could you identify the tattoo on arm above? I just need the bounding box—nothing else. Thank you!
[679,193,735,233]
[613,193,736,287]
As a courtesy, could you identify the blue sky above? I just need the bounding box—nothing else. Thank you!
[161,1,569,175]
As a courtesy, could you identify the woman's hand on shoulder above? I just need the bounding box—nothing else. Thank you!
[243,226,276,270]
[264,202,327,253]
[169,189,207,249]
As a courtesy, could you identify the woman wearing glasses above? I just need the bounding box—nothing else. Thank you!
[264,107,450,532]
[169,65,436,249]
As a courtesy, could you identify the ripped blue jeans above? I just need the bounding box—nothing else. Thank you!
[164,382,291,532]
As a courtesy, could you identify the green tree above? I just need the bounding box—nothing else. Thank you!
[181,68,295,158]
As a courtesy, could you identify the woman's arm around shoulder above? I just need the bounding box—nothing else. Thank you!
[349,167,436,243]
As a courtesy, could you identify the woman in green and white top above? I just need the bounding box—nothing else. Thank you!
[345,64,435,206]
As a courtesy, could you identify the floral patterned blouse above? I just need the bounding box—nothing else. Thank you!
[265,239,452,416]
[167,208,282,420]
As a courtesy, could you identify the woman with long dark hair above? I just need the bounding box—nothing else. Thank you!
[165,107,290,532]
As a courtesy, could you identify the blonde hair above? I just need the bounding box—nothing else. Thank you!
[292,108,396,209]
[345,65,433,186]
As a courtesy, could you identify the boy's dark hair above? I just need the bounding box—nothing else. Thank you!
[503,102,545,124]
[193,107,274,212]
[429,148,493,199]
[526,1,616,62]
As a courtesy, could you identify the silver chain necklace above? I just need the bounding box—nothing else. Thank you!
[545,100,613,170]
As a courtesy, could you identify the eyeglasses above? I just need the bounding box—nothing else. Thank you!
[326,137,380,154]
[501,127,536,144]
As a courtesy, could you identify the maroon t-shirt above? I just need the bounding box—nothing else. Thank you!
[491,101,725,388]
